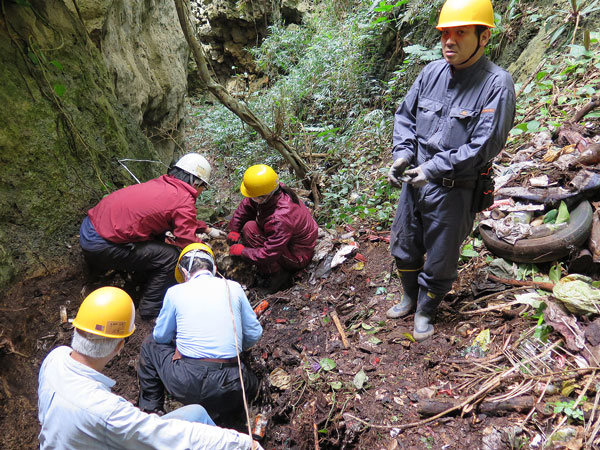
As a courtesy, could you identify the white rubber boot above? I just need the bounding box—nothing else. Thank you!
[386,271,419,319]
[413,311,434,341]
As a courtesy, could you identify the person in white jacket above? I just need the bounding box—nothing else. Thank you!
[37,286,262,450]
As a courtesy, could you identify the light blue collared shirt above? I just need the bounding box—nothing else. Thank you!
[153,271,263,358]
[38,346,254,449]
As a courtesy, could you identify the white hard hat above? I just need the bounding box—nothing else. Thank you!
[174,153,212,185]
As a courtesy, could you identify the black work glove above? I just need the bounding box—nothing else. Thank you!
[387,158,410,187]
[404,166,429,188]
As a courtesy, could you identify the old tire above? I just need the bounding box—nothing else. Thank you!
[480,200,593,263]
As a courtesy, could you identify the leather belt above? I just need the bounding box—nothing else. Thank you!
[435,178,476,189]
[173,348,238,365]
[196,357,238,363]
[187,357,239,368]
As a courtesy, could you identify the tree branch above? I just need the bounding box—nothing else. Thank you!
[173,0,315,192]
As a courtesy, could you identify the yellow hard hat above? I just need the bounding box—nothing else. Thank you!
[72,287,135,338]
[240,164,279,198]
[175,242,216,283]
[436,0,495,29]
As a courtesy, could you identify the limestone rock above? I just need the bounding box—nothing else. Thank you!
[191,0,311,89]
[68,0,188,159]
[0,0,159,289]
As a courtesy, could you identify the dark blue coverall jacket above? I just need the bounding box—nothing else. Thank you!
[390,55,515,312]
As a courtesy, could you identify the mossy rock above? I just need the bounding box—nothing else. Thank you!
[0,1,160,292]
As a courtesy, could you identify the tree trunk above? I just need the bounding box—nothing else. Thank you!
[173,0,314,194]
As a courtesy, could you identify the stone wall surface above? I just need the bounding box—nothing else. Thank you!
[0,0,185,292]
[191,0,310,91]
[70,0,189,159]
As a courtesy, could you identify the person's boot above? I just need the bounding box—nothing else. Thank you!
[386,270,419,319]
[413,289,442,341]
[413,311,434,341]
[265,270,293,294]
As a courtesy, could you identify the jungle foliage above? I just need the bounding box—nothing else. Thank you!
[189,0,600,229]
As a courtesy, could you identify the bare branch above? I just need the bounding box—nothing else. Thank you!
[173,0,315,192]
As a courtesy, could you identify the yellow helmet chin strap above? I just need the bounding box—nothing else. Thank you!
[180,249,216,279]
[456,27,486,67]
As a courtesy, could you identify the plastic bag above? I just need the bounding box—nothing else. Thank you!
[552,274,600,315]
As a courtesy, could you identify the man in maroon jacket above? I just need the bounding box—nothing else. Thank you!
[227,164,318,292]
[80,153,215,319]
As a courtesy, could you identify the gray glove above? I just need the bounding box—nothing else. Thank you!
[404,166,428,188]
[387,158,410,187]
[206,227,227,239]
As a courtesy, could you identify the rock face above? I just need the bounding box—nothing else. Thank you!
[69,0,189,159]
[192,0,309,92]
[0,0,186,291]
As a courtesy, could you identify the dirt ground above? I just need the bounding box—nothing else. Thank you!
[1,223,557,450]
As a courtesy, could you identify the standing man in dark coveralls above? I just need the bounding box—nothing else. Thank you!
[386,0,516,340]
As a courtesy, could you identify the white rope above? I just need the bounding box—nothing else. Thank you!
[219,270,254,440]
[117,159,169,184]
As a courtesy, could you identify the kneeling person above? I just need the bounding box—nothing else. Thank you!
[228,164,319,292]
[38,286,261,449]
[138,243,263,422]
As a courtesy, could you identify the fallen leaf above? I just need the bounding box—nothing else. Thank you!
[269,367,292,390]
[354,253,367,262]
[353,369,368,389]
[352,262,364,271]
[402,332,416,343]
[320,357,337,372]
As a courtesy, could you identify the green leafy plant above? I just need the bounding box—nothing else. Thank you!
[420,436,435,449]
[403,43,442,62]
[516,263,540,281]
[371,0,410,25]
[533,321,553,342]
[505,426,530,449]
[545,0,600,48]
[522,302,553,342]
[548,397,587,421]
[549,263,563,284]
[330,381,342,390]
[510,38,599,139]
[320,358,337,372]
[460,241,479,260]
[318,165,400,228]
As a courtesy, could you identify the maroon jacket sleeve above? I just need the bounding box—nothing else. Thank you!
[171,201,202,249]
[240,193,300,264]
[228,198,257,233]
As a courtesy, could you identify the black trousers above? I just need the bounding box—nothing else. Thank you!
[138,336,259,421]
[82,240,179,318]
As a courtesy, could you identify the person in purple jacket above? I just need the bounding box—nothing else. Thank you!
[227,164,318,292]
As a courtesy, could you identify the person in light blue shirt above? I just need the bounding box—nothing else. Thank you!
[138,243,263,423]
[38,286,262,450]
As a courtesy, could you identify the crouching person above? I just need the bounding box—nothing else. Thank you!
[138,243,263,423]
[38,286,262,449]
[227,164,319,293]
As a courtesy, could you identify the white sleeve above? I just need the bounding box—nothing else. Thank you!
[105,399,254,450]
